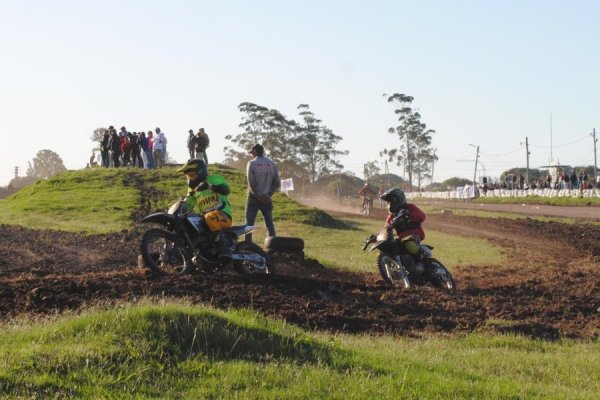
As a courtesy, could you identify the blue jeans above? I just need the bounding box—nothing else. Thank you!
[245,194,275,242]
[144,149,154,169]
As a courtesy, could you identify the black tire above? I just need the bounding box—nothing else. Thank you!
[140,228,184,275]
[234,242,276,275]
[377,253,411,289]
[263,236,304,252]
[426,259,457,292]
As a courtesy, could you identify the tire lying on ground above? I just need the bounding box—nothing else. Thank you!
[263,236,305,252]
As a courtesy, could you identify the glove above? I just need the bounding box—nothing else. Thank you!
[392,211,409,231]
[196,181,209,191]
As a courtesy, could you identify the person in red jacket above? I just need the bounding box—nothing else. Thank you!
[379,188,426,270]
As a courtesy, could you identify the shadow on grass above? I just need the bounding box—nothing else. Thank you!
[140,308,353,367]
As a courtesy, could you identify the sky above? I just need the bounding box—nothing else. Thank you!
[1,0,599,187]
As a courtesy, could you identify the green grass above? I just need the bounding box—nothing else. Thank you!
[0,165,345,234]
[246,217,504,272]
[0,169,141,233]
[0,304,598,399]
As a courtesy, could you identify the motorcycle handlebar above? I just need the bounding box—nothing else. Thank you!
[362,234,376,251]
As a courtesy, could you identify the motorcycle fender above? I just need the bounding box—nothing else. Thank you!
[370,240,388,252]
[141,213,176,225]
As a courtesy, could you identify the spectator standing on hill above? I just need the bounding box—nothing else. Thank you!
[194,128,210,164]
[130,132,142,167]
[153,127,167,168]
[146,131,156,169]
[244,143,281,243]
[109,128,121,167]
[100,130,110,168]
[187,129,195,159]
[139,132,148,168]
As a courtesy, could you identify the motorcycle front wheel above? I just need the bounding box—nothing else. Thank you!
[140,228,185,275]
[426,259,457,292]
[233,242,276,275]
[377,253,411,289]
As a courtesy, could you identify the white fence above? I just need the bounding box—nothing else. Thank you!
[407,187,600,200]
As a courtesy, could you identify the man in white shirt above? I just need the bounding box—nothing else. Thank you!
[152,127,167,168]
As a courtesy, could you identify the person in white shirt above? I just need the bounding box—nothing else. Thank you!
[244,143,280,242]
[152,127,167,168]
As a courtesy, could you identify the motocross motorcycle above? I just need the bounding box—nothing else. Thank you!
[361,194,374,216]
[140,198,275,275]
[362,225,456,291]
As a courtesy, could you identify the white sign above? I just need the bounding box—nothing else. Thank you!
[280,178,294,192]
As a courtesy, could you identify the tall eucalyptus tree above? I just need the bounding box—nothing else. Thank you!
[382,93,436,190]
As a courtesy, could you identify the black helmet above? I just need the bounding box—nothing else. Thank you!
[380,188,407,214]
[176,159,208,189]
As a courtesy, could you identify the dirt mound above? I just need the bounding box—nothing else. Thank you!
[0,215,598,340]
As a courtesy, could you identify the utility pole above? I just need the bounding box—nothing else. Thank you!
[525,137,530,185]
[14,166,19,179]
[593,128,598,185]
[469,144,480,196]
[473,146,479,188]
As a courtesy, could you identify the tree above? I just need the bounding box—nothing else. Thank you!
[441,177,472,190]
[224,102,348,189]
[26,149,67,179]
[296,104,348,183]
[224,102,300,173]
[90,127,108,152]
[363,161,381,181]
[381,93,436,190]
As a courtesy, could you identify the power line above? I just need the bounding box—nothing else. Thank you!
[479,146,523,157]
[529,134,589,149]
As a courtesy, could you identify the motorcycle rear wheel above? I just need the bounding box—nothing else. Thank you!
[234,242,276,275]
[377,253,410,289]
[426,259,457,292]
[140,228,185,275]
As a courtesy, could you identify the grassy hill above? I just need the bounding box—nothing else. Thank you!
[0,166,598,399]
[0,165,347,234]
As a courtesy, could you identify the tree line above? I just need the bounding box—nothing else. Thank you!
[223,94,438,192]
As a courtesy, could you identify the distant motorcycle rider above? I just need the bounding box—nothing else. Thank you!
[358,182,377,210]
[176,159,234,272]
[380,188,426,273]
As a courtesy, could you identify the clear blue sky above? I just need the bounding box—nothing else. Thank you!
[2,0,599,187]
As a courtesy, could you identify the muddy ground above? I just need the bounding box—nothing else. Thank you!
[0,208,599,340]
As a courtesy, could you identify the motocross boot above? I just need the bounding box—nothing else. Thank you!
[413,252,425,275]
[216,231,233,264]
[401,253,417,275]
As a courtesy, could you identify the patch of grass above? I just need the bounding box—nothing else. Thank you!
[1,303,598,399]
[0,169,140,233]
[249,215,505,272]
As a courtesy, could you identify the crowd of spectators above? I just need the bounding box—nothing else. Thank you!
[98,126,168,169]
[482,170,598,194]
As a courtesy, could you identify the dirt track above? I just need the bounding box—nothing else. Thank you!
[1,205,599,340]
[413,198,600,221]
